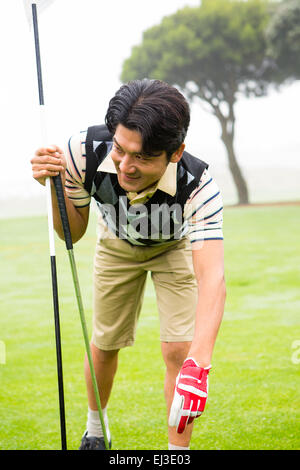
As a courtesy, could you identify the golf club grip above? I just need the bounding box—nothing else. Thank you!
[53,175,73,250]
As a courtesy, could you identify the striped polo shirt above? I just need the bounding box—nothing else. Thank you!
[64,131,223,244]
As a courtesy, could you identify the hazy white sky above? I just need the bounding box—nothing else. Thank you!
[0,0,299,203]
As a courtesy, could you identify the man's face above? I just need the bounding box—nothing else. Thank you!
[111,124,171,193]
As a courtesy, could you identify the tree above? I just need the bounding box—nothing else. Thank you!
[121,0,275,205]
[266,0,300,81]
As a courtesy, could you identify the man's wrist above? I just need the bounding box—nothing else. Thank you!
[185,353,211,369]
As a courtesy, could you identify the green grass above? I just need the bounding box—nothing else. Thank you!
[0,205,299,450]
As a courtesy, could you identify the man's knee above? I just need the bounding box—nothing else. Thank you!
[90,343,119,366]
[161,341,191,374]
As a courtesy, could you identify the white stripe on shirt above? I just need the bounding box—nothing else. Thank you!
[64,131,91,208]
[184,169,223,243]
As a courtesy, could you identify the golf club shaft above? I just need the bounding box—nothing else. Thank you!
[31,3,67,450]
[53,174,109,450]
[50,254,67,451]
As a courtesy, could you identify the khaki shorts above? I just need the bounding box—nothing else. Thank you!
[91,218,198,350]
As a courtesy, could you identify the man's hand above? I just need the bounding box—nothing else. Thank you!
[169,357,211,434]
[31,145,66,186]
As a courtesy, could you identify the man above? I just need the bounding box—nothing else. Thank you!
[31,79,226,450]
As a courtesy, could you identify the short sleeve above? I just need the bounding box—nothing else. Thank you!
[64,130,91,208]
[184,169,223,244]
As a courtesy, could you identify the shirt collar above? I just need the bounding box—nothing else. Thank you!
[97,152,177,197]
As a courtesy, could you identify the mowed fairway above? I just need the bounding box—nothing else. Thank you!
[0,205,299,450]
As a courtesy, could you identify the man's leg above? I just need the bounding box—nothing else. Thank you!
[161,341,194,448]
[85,230,148,447]
[84,343,119,411]
[81,344,118,445]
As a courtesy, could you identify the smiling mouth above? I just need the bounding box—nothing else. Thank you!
[121,173,140,181]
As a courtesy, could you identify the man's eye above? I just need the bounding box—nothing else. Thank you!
[114,145,123,154]
[136,154,151,161]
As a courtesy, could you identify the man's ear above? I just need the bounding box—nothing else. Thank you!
[169,143,185,163]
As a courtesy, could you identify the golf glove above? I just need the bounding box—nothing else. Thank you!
[169,357,211,434]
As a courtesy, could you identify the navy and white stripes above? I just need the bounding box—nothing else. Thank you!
[184,172,223,243]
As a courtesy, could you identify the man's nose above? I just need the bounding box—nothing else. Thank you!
[119,154,136,174]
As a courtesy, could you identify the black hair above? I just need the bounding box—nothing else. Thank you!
[105,79,190,160]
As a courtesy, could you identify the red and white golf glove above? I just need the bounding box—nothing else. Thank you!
[169,357,211,434]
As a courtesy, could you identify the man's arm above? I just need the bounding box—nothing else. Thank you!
[50,180,90,243]
[188,239,226,366]
[31,145,90,243]
[169,239,226,433]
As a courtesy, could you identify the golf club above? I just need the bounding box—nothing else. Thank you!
[26,0,108,450]
[28,0,67,450]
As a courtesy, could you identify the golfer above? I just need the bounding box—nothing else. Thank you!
[31,79,226,450]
